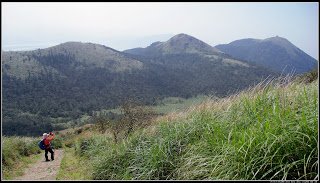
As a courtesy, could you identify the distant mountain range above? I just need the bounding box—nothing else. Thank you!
[2,33,317,136]
[215,36,318,74]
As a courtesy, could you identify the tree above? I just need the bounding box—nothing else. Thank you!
[92,99,156,143]
[120,98,156,139]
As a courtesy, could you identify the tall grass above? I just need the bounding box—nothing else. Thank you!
[2,136,42,179]
[2,134,64,179]
[56,147,93,180]
[74,77,318,180]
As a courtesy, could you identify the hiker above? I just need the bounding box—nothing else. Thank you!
[43,132,55,161]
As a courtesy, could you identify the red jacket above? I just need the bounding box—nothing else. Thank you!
[44,133,55,149]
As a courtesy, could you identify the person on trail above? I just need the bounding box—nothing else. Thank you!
[43,132,55,162]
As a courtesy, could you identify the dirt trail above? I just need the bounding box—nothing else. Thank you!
[15,149,64,180]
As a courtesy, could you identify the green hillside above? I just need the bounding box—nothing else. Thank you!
[55,76,318,180]
[3,35,276,137]
[2,76,318,180]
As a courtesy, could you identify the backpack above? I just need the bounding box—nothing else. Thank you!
[38,140,46,150]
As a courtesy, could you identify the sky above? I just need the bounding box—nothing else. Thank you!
[2,2,319,60]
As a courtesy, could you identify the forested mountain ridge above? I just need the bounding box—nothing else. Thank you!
[2,42,143,79]
[215,36,318,74]
[3,34,277,136]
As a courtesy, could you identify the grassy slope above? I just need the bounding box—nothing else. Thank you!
[72,77,318,180]
[2,136,42,179]
[56,147,92,180]
[3,153,42,180]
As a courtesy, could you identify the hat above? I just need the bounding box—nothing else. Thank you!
[43,133,48,139]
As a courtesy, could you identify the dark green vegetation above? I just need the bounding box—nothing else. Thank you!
[66,77,318,180]
[2,34,277,136]
[215,36,318,74]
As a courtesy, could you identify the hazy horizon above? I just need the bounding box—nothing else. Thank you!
[2,2,319,60]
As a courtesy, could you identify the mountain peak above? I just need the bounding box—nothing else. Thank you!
[262,36,299,57]
[124,33,222,56]
[263,36,291,45]
[167,33,204,44]
[55,41,110,49]
[215,36,317,74]
[159,33,221,54]
[170,33,195,40]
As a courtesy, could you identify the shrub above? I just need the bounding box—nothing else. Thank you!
[51,136,63,149]
[2,136,41,174]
